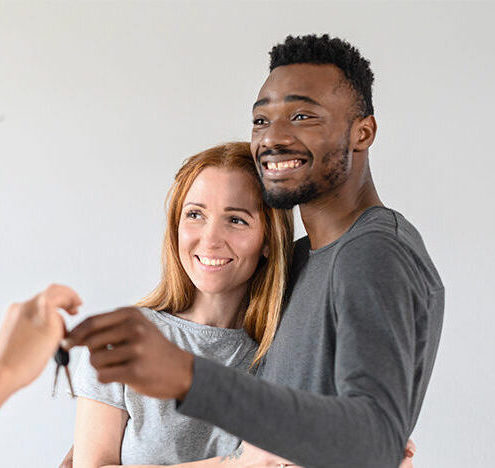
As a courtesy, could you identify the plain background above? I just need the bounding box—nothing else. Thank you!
[1,1,494,467]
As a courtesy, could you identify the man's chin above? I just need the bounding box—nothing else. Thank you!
[262,183,319,209]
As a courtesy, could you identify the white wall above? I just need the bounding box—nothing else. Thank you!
[1,1,494,466]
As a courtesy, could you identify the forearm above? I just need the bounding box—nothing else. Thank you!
[0,367,16,407]
[100,460,224,468]
[179,357,403,468]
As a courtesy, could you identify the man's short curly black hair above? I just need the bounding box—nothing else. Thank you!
[269,34,374,117]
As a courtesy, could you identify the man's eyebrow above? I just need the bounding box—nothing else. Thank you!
[252,95,322,111]
[252,98,270,111]
[284,94,322,107]
[225,207,253,218]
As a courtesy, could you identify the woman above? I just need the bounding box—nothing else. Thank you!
[71,142,295,467]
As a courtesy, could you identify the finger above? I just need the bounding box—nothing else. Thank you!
[43,284,83,314]
[64,307,139,349]
[97,363,133,385]
[406,438,416,454]
[84,322,134,352]
[90,343,136,369]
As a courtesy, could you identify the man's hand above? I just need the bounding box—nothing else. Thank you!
[0,284,82,404]
[64,307,194,400]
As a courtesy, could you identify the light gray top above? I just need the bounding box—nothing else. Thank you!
[73,307,258,465]
[178,206,444,468]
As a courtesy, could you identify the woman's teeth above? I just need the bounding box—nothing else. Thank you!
[197,256,230,266]
[266,159,303,171]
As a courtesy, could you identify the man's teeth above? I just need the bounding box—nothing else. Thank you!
[197,256,230,266]
[266,159,303,171]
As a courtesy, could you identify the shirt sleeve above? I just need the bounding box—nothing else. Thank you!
[72,347,127,411]
[178,234,424,468]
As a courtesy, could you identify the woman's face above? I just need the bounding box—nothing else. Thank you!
[178,167,267,297]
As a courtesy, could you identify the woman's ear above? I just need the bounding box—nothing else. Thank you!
[262,244,269,258]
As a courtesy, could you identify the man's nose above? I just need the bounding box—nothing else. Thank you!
[260,120,295,150]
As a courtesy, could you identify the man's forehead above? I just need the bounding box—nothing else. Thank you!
[255,63,348,105]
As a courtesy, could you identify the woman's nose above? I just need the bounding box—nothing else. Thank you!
[201,221,225,248]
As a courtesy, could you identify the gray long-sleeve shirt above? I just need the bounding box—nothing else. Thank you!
[178,206,444,468]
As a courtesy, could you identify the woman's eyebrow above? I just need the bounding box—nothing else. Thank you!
[184,202,206,208]
[225,207,253,218]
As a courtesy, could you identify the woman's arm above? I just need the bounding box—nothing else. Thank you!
[101,442,300,468]
[74,396,129,468]
[102,439,415,468]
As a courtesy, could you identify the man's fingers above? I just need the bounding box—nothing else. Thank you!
[83,322,134,352]
[90,343,136,369]
[97,363,132,384]
[64,307,140,349]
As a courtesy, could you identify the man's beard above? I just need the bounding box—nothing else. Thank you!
[261,180,321,209]
[261,141,350,210]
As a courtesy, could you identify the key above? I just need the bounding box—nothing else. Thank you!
[52,346,75,398]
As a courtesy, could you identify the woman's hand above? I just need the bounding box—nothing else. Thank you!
[0,284,81,405]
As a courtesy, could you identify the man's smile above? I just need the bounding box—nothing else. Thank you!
[260,157,308,179]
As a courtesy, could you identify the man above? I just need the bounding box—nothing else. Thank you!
[65,35,443,467]
[0,284,81,407]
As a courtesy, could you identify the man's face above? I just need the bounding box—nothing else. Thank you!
[251,63,357,209]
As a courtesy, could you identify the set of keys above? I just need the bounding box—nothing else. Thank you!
[52,346,75,398]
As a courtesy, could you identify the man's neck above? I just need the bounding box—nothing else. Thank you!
[300,176,382,250]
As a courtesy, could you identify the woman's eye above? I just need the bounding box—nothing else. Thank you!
[230,216,247,225]
[186,210,202,220]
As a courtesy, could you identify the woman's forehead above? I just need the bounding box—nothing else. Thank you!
[184,167,262,209]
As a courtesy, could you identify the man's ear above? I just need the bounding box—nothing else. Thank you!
[352,115,377,152]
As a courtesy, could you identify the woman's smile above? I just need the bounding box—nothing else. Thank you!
[194,255,233,269]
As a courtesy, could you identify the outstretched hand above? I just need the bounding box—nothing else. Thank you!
[0,284,81,404]
[63,307,194,400]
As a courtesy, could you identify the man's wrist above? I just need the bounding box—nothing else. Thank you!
[177,351,194,401]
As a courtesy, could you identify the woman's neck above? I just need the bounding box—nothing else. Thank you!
[176,287,248,329]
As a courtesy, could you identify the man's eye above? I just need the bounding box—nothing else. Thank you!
[252,117,266,126]
[230,216,247,225]
[293,113,309,121]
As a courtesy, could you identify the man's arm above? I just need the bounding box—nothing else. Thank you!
[177,235,433,468]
